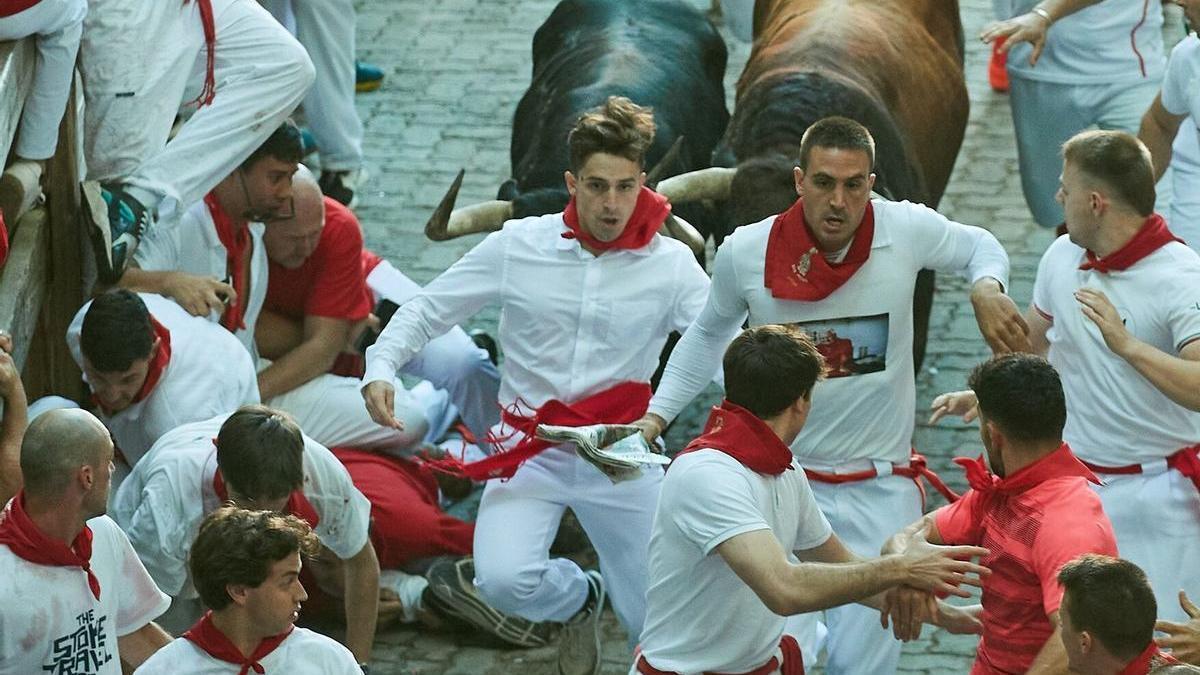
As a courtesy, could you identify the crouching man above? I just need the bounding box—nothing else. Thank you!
[636,325,988,674]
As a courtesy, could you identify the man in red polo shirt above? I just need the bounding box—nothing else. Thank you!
[885,353,1118,674]
[256,170,499,453]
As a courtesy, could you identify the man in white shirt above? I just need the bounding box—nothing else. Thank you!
[0,408,171,673]
[110,405,379,666]
[1139,0,1200,244]
[362,96,711,675]
[982,0,1169,228]
[65,290,259,468]
[637,325,986,675]
[133,507,363,675]
[931,129,1200,625]
[636,116,1023,675]
[120,122,305,357]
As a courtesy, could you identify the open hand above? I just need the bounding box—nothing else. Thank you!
[972,281,1032,354]
[897,522,990,597]
[929,390,979,425]
[164,272,237,317]
[1156,591,1200,665]
[980,10,1052,65]
[1075,288,1135,356]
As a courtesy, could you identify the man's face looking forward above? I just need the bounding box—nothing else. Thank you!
[564,152,645,244]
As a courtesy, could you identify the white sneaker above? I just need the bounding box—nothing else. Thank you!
[557,570,606,675]
[379,569,429,624]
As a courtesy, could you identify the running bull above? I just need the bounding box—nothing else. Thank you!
[661,0,970,366]
[424,0,731,254]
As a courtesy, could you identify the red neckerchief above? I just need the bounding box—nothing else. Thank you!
[0,210,8,267]
[211,468,320,528]
[676,400,794,475]
[0,0,41,17]
[1118,641,1179,674]
[953,443,1099,496]
[764,199,874,301]
[184,611,293,675]
[0,491,100,600]
[561,187,669,252]
[1080,214,1182,273]
[183,0,216,107]
[427,381,652,481]
[91,316,172,416]
[204,192,249,331]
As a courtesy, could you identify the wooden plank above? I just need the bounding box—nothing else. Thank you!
[38,75,85,399]
[0,39,35,163]
[0,207,49,372]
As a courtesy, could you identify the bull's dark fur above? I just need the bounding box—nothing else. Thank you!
[499,0,730,233]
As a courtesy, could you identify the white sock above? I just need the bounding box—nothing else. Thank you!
[379,570,429,624]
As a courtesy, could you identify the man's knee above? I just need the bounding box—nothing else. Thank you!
[473,561,543,616]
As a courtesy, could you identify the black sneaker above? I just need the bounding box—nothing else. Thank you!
[319,169,365,208]
[557,570,605,675]
[82,181,152,284]
[424,557,558,648]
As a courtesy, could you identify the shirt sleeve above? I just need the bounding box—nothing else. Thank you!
[667,239,714,335]
[116,476,195,598]
[1160,37,1199,116]
[304,202,374,321]
[932,490,985,546]
[790,469,834,552]
[1031,511,1119,616]
[906,202,1010,288]
[647,238,749,423]
[1030,237,1064,321]
[1165,262,1200,352]
[363,229,506,385]
[102,519,172,636]
[306,439,372,560]
[665,457,771,555]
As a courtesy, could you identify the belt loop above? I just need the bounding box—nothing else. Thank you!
[872,459,893,477]
[1139,458,1169,475]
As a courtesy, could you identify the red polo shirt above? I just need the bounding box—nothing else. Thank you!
[935,444,1118,675]
[265,197,373,322]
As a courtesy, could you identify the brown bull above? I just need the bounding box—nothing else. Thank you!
[665,0,969,367]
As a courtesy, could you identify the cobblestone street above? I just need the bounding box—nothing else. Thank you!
[347,0,1051,671]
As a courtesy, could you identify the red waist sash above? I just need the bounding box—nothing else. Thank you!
[1081,444,1200,506]
[635,635,803,675]
[803,451,961,508]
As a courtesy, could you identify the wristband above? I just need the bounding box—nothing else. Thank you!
[1031,6,1052,24]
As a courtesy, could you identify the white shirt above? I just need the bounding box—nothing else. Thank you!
[134,199,268,359]
[1007,0,1164,85]
[1032,234,1200,465]
[0,515,170,675]
[132,626,361,674]
[364,214,710,413]
[639,451,832,673]
[110,413,372,599]
[66,293,260,467]
[649,199,1010,465]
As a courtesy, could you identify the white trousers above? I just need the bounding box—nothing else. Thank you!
[1008,75,1171,228]
[0,0,86,160]
[265,366,452,456]
[1094,470,1200,623]
[262,0,363,171]
[472,447,663,640]
[366,260,501,444]
[789,473,921,675]
[79,0,314,221]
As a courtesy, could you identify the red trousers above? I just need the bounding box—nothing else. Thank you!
[333,447,475,568]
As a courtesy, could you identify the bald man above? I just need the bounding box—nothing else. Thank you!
[0,409,171,672]
[257,172,500,448]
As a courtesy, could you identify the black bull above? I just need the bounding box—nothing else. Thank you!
[498,0,730,235]
[711,0,970,369]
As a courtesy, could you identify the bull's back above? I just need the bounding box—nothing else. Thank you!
[741,0,966,205]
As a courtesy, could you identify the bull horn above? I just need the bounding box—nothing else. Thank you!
[424,169,514,241]
[656,167,737,204]
[645,136,686,188]
[659,213,706,257]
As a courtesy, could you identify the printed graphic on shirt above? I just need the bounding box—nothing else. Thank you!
[793,313,888,378]
[44,608,113,674]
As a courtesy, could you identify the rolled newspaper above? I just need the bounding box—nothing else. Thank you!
[535,423,669,483]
